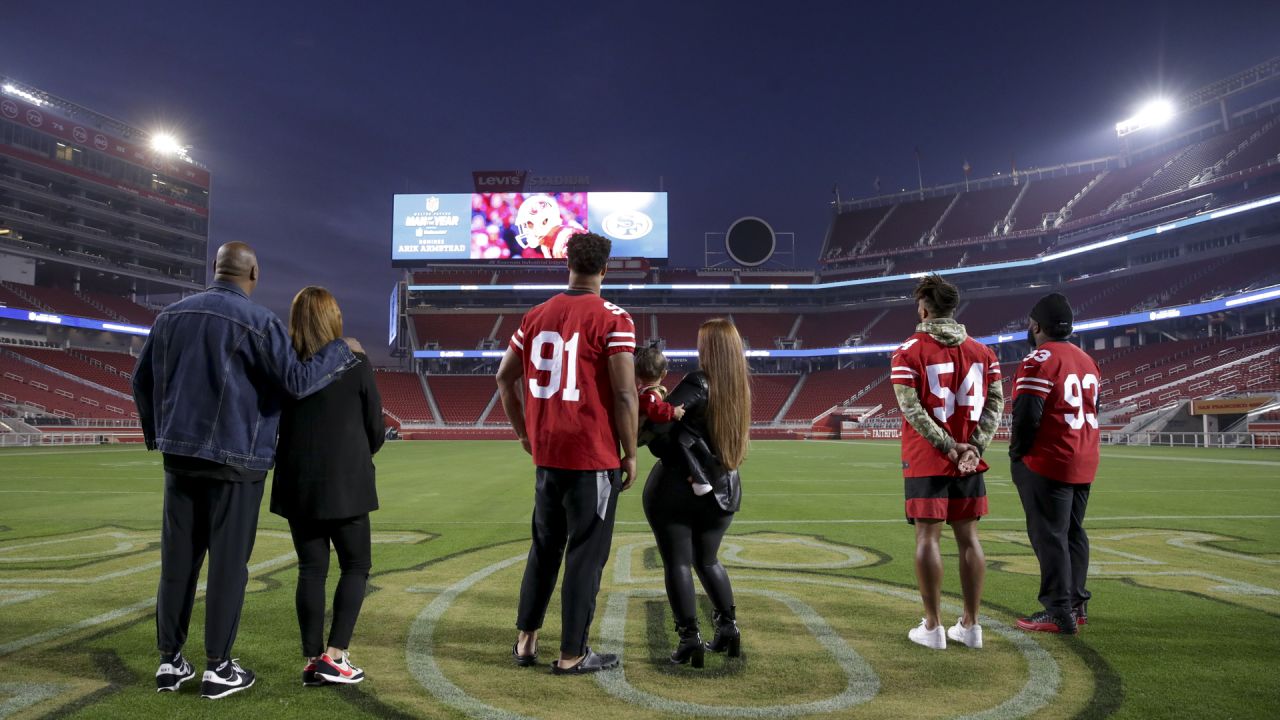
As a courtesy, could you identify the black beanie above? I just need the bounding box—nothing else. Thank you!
[1031,293,1073,339]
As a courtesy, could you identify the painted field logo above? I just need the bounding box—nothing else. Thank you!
[359,533,1104,720]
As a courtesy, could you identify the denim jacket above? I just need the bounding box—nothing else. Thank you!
[131,280,357,471]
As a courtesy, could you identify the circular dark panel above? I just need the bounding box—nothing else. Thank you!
[725,216,775,267]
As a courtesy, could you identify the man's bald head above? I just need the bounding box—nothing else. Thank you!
[214,242,259,294]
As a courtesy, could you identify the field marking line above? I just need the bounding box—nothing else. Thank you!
[0,683,71,719]
[595,587,881,717]
[0,532,142,563]
[406,553,535,720]
[0,551,296,657]
[375,514,1280,528]
[1098,453,1280,467]
[0,448,144,458]
[0,489,155,495]
[0,590,51,608]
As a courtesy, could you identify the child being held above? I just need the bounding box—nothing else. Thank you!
[635,347,712,497]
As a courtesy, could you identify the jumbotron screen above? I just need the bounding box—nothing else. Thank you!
[392,192,668,261]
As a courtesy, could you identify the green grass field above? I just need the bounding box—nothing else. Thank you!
[1,440,1278,719]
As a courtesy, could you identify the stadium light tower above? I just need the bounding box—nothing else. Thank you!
[1115,98,1176,137]
[148,131,189,158]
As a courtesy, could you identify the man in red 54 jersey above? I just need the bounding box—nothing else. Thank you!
[1010,293,1100,635]
[495,233,639,675]
[891,275,1004,651]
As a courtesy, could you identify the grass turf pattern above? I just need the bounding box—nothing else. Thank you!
[0,440,1277,718]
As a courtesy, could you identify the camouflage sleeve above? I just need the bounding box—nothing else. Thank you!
[893,384,956,454]
[969,379,1004,452]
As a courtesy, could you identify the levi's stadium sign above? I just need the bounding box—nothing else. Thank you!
[472,170,527,192]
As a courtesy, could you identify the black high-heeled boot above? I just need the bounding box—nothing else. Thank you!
[670,623,704,668]
[705,606,741,658]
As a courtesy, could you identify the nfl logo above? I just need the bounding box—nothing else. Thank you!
[425,196,440,212]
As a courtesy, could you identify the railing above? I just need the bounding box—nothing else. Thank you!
[1102,431,1280,448]
[0,431,141,447]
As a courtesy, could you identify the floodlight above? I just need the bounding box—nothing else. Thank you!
[1116,98,1177,137]
[149,132,184,156]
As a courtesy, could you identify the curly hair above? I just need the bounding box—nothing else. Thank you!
[914,274,959,318]
[566,232,612,275]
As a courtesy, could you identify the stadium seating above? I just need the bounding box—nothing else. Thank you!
[413,314,499,348]
[890,247,968,274]
[1010,174,1093,230]
[750,374,800,423]
[425,375,497,424]
[0,350,134,419]
[793,309,884,348]
[1159,245,1280,305]
[783,367,886,422]
[17,286,104,319]
[1218,119,1280,175]
[824,205,892,258]
[655,314,719,348]
[936,185,1020,241]
[10,348,133,395]
[0,283,38,311]
[1067,152,1173,219]
[1129,124,1256,202]
[373,371,433,423]
[955,288,1047,335]
[80,292,158,325]
[731,313,797,349]
[413,270,497,285]
[867,304,926,343]
[864,195,953,253]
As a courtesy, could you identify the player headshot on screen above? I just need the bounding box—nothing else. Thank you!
[1009,293,1101,636]
[891,274,1003,651]
[514,194,587,259]
[494,232,639,675]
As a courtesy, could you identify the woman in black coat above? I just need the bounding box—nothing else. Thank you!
[271,286,384,686]
[642,319,751,668]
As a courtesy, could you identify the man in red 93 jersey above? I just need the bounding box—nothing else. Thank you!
[495,233,639,674]
[1010,293,1100,635]
[891,275,1004,651]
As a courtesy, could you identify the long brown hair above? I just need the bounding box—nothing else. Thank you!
[289,286,343,360]
[698,318,750,470]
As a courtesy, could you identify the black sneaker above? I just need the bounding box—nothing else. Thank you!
[1016,610,1077,635]
[200,658,255,699]
[302,660,325,687]
[1073,602,1088,626]
[155,653,195,692]
[314,652,365,684]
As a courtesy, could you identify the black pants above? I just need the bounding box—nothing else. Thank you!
[642,461,736,627]
[516,467,621,656]
[156,472,265,661]
[288,514,372,658]
[1012,460,1092,615]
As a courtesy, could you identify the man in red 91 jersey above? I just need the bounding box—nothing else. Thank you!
[495,233,638,675]
[891,275,1004,651]
[1010,293,1100,635]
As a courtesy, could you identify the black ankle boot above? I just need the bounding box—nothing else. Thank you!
[670,623,704,668]
[705,606,741,658]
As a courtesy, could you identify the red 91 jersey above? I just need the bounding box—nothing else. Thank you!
[1013,341,1101,484]
[891,332,1002,478]
[509,292,636,470]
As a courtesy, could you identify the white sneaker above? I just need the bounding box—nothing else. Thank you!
[908,618,946,650]
[947,618,983,649]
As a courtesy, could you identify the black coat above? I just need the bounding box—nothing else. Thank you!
[270,354,385,520]
[645,371,742,513]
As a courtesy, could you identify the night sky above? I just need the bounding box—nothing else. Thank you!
[4,1,1279,359]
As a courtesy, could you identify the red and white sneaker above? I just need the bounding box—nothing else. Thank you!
[302,660,324,687]
[315,653,365,684]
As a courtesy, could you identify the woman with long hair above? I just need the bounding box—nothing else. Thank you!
[271,286,384,685]
[642,318,751,668]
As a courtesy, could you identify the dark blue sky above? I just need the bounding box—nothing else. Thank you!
[4,1,1279,352]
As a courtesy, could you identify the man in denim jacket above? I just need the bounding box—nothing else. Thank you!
[132,242,361,699]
